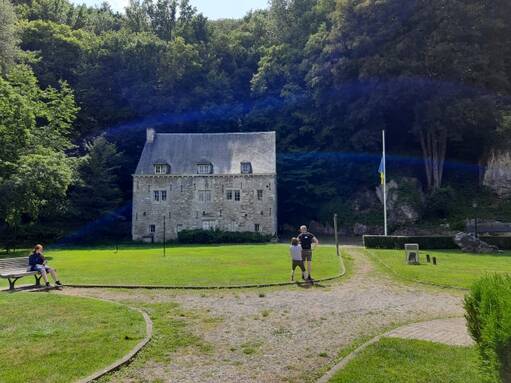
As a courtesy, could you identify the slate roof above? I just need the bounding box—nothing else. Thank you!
[134,132,276,175]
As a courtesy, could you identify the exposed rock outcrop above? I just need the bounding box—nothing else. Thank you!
[454,232,499,253]
[484,151,511,197]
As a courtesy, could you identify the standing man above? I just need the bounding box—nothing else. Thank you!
[298,225,319,282]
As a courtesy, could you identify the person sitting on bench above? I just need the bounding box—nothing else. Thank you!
[28,244,62,287]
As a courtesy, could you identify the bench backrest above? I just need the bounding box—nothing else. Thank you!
[0,257,30,272]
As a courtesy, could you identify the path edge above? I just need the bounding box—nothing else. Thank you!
[316,317,467,383]
[76,303,153,383]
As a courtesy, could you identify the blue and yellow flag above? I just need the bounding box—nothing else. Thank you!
[378,157,385,185]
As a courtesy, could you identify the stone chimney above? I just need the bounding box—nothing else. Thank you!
[146,128,155,144]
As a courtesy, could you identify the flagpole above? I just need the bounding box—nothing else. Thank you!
[382,130,388,236]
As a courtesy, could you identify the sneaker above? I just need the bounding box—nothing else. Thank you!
[45,282,50,287]
[55,281,62,286]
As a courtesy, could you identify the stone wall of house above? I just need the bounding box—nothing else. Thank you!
[132,174,277,241]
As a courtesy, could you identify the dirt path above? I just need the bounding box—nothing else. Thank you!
[62,247,465,383]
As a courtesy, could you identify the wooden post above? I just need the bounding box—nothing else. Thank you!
[334,213,340,257]
[163,215,166,257]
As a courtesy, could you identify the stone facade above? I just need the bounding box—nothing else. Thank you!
[132,130,277,241]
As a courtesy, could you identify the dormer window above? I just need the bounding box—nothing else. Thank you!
[241,162,252,174]
[154,163,170,174]
[197,162,213,174]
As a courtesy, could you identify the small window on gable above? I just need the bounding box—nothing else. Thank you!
[154,163,170,174]
[197,162,213,174]
[241,162,252,174]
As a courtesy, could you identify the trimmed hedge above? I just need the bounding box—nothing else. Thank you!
[363,235,457,249]
[364,235,511,250]
[177,229,273,244]
[482,236,511,251]
[465,274,511,383]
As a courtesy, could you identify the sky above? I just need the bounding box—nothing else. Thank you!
[72,0,269,19]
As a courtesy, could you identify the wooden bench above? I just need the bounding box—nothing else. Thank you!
[0,257,42,290]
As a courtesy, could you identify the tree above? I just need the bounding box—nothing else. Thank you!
[0,0,20,74]
[70,136,122,223]
[0,64,77,235]
[310,0,510,190]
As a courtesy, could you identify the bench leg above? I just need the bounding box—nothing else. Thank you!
[35,274,42,287]
[7,277,20,291]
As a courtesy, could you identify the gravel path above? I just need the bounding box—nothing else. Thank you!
[62,246,466,383]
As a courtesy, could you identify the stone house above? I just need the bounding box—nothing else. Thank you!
[132,129,277,241]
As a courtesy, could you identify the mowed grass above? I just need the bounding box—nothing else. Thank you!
[2,244,341,287]
[329,337,483,383]
[369,249,511,289]
[0,293,146,383]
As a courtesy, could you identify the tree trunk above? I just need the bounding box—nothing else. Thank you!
[419,128,448,191]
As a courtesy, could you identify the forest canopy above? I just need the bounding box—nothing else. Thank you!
[1,0,511,243]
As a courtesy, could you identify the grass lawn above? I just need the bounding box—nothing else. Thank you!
[329,337,483,383]
[369,249,511,289]
[0,293,146,383]
[1,244,341,288]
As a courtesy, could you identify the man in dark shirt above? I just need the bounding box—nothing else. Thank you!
[297,225,319,281]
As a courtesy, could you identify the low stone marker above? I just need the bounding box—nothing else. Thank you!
[404,243,420,265]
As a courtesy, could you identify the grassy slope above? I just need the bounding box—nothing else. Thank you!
[329,337,483,383]
[0,244,340,287]
[0,293,146,383]
[369,249,511,289]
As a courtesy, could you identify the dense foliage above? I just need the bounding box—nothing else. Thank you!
[177,229,273,244]
[363,235,458,250]
[465,274,511,382]
[1,0,511,244]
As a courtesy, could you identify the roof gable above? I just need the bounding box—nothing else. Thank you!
[135,132,276,175]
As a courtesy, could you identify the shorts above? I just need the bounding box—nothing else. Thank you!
[301,249,313,262]
[31,265,51,273]
[292,260,305,272]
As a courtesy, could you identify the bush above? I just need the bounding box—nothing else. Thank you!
[177,229,272,244]
[464,274,511,382]
[481,236,511,250]
[423,186,460,220]
[363,235,457,249]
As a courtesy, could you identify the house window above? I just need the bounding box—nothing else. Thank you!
[234,190,240,201]
[154,191,160,201]
[197,163,212,174]
[226,190,233,200]
[198,190,212,202]
[154,164,169,174]
[241,162,252,174]
[254,224,260,232]
[228,221,237,231]
[257,190,263,200]
[150,224,156,233]
[202,220,217,230]
[161,190,167,201]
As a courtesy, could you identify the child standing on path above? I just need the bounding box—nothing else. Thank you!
[289,237,305,282]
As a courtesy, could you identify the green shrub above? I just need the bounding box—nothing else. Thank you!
[464,274,511,382]
[481,236,511,250]
[423,186,460,220]
[363,235,457,249]
[177,229,272,244]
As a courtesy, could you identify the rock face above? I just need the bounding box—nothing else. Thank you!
[454,232,499,253]
[484,151,511,197]
[376,177,424,226]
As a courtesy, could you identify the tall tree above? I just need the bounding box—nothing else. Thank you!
[70,136,122,223]
[0,0,20,74]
